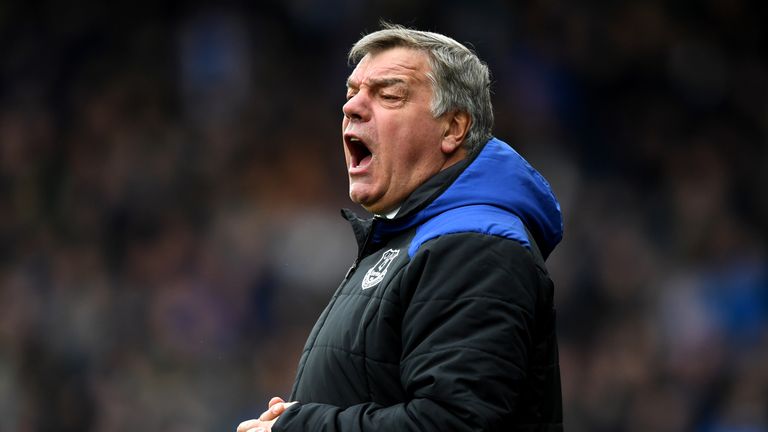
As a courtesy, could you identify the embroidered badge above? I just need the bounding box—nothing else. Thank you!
[362,249,400,290]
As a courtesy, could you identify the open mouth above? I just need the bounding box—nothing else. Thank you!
[346,136,373,169]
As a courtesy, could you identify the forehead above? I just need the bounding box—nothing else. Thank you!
[347,47,431,86]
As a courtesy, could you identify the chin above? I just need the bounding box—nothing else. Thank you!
[361,200,395,215]
[349,187,372,206]
[353,199,379,213]
[351,197,383,215]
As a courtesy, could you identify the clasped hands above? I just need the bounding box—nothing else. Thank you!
[237,396,297,432]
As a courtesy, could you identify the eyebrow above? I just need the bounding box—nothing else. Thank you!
[346,76,407,90]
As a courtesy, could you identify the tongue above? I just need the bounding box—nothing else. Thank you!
[358,154,372,168]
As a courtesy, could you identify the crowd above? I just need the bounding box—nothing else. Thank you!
[0,1,765,431]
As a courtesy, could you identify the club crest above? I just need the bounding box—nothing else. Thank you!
[362,249,400,290]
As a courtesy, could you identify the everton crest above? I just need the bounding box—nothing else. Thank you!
[362,249,400,290]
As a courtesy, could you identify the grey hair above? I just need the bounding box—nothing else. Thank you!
[349,24,494,154]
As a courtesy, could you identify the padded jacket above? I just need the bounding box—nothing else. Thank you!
[273,138,564,431]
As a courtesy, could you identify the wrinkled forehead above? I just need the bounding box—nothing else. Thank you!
[347,47,432,86]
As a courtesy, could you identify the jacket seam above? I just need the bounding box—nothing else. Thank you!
[335,291,399,304]
[309,344,400,366]
[403,345,527,372]
[408,295,534,306]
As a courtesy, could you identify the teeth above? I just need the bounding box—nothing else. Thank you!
[349,137,360,142]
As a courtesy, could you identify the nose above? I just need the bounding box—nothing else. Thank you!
[342,91,370,122]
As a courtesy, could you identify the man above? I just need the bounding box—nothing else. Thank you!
[238,24,564,432]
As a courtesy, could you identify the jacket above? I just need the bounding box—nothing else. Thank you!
[274,137,564,431]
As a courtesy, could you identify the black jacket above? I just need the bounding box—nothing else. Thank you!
[274,138,564,431]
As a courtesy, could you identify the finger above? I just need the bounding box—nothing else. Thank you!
[259,402,287,421]
[247,428,266,432]
[237,419,259,432]
[268,396,285,408]
[258,409,275,421]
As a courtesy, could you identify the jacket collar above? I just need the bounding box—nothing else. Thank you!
[390,155,473,220]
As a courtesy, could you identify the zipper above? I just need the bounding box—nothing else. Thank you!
[343,263,356,281]
[342,217,381,282]
[293,218,382,395]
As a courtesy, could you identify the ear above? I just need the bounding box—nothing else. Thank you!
[440,111,471,155]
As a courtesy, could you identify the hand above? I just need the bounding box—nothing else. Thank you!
[237,397,298,432]
[236,417,275,432]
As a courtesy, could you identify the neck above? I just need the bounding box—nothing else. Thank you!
[440,147,467,171]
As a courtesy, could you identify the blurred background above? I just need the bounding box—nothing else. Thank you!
[0,0,766,430]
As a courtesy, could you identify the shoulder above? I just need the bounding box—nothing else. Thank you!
[408,204,531,258]
[402,229,542,307]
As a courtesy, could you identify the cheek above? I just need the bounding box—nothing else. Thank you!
[376,110,443,165]
[400,123,443,159]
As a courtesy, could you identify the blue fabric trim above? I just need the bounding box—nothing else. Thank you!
[408,204,530,258]
[422,138,562,258]
[372,137,562,259]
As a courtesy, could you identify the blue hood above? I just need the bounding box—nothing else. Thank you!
[376,137,563,259]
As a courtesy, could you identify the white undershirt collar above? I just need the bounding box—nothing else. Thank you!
[377,206,401,220]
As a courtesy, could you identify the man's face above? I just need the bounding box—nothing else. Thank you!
[342,47,461,214]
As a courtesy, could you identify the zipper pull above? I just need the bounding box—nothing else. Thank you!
[343,262,357,281]
[344,218,377,283]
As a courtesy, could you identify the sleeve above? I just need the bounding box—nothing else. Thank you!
[273,233,542,432]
